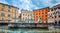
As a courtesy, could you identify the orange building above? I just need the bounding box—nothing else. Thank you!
[33,7,49,23]
[0,3,19,23]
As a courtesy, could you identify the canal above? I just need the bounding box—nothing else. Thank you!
[0,26,60,33]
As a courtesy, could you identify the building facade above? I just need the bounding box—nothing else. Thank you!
[21,9,33,23]
[0,3,19,23]
[33,7,49,23]
[48,4,60,24]
[48,8,55,23]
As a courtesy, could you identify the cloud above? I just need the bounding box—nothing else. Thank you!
[31,0,54,7]
[1,0,60,13]
[19,0,39,10]
[31,0,60,8]
[56,0,60,3]
[41,0,53,6]
[0,0,8,4]
[50,0,60,7]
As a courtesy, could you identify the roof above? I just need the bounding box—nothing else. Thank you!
[33,7,49,11]
[50,4,60,9]
[0,3,19,9]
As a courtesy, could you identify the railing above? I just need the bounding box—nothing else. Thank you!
[0,29,60,33]
[0,26,60,33]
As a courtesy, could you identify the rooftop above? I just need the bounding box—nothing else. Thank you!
[0,3,19,9]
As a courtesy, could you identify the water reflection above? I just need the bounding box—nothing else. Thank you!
[0,26,60,33]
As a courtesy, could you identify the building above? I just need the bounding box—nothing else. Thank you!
[0,3,19,23]
[48,4,60,24]
[21,9,33,23]
[48,8,55,23]
[33,7,49,23]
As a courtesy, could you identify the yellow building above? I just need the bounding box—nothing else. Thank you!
[0,3,19,23]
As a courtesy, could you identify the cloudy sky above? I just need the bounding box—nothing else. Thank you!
[0,0,60,13]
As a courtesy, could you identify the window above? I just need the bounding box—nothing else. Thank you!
[1,13,5,17]
[48,14,50,16]
[42,12,44,14]
[28,15,29,16]
[42,16,44,17]
[23,14,24,15]
[54,8,57,10]
[51,9,53,11]
[8,10,10,12]
[58,11,60,14]
[53,12,56,15]
[14,8,16,18]
[46,18,47,20]
[36,16,38,17]
[45,15,47,17]
[52,17,53,18]
[39,13,40,15]
[8,14,10,17]
[55,16,56,18]
[49,15,51,17]
[56,12,58,13]
[58,7,60,9]
[14,8,16,12]
[45,12,47,14]
[8,6,10,12]
[2,5,4,11]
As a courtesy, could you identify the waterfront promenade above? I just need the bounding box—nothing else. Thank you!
[0,22,60,33]
[0,26,60,33]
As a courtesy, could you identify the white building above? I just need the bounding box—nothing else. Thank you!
[21,9,33,23]
[48,4,60,24]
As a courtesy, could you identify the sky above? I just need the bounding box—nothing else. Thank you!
[0,0,60,13]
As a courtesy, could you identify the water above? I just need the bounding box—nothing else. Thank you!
[0,26,60,33]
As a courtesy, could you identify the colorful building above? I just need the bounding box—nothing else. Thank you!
[33,7,49,23]
[21,9,33,23]
[0,3,19,23]
[48,4,60,24]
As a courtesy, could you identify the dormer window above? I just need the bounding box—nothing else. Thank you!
[54,8,57,10]
[58,7,60,9]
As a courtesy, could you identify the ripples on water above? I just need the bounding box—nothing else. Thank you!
[0,26,60,33]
